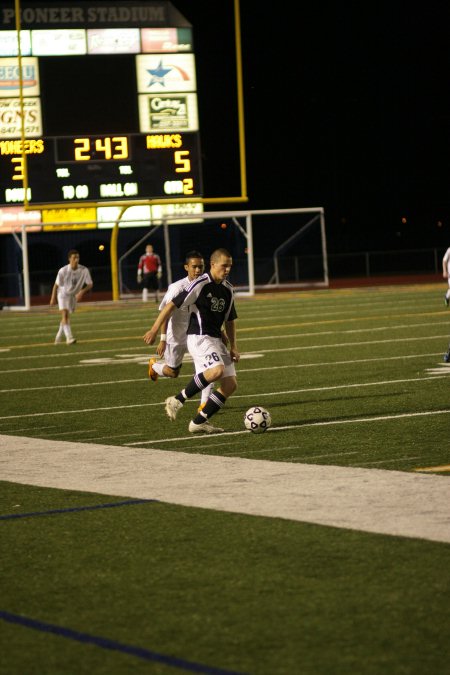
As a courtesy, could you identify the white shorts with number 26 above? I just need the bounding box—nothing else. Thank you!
[187,334,236,378]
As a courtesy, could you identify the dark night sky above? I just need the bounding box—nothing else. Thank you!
[5,0,450,255]
[175,0,450,254]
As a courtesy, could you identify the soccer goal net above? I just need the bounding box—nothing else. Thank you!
[3,206,328,309]
[118,206,328,297]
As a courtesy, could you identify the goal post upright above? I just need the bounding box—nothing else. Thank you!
[320,209,329,287]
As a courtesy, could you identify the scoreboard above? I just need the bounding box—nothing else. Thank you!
[1,132,202,204]
[0,1,203,211]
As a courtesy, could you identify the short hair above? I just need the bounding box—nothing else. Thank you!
[185,250,204,263]
[67,249,79,259]
[210,248,231,263]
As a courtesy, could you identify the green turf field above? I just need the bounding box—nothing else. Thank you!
[0,283,449,674]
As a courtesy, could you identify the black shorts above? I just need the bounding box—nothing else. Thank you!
[142,272,159,290]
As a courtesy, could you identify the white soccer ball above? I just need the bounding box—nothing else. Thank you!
[244,406,272,434]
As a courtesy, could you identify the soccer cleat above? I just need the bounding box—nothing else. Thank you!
[197,402,206,413]
[54,335,63,344]
[165,396,183,421]
[444,349,450,363]
[66,338,77,345]
[188,420,224,434]
[148,357,158,381]
[445,295,449,307]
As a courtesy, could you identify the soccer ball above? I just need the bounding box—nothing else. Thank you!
[244,406,272,434]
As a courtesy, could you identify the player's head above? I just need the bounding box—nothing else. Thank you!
[184,250,205,281]
[145,244,154,254]
[210,248,232,283]
[67,250,80,268]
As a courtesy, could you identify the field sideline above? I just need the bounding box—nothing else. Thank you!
[0,283,449,675]
[1,433,449,544]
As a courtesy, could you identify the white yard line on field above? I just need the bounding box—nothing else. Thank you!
[127,408,450,446]
[0,434,449,544]
[0,360,447,393]
[0,310,447,351]
[0,320,448,362]
[0,302,440,337]
[0,340,447,375]
[0,376,448,421]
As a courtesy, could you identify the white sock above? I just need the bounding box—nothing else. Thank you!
[152,362,167,377]
[201,383,213,405]
[63,324,73,339]
[56,323,64,339]
[143,288,148,301]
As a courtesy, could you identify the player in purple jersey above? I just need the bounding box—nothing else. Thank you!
[148,250,214,409]
[143,248,240,434]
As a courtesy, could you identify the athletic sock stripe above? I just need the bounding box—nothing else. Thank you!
[210,392,225,408]
[194,373,208,389]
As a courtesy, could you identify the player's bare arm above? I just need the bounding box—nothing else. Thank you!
[221,328,229,347]
[50,283,58,306]
[225,319,240,362]
[156,319,169,357]
[76,283,93,302]
[443,252,450,278]
[143,302,176,345]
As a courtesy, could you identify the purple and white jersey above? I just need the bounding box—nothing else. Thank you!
[171,272,237,338]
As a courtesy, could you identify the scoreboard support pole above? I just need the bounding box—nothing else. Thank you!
[110,223,120,303]
[22,224,30,310]
[9,224,31,311]
[110,205,128,302]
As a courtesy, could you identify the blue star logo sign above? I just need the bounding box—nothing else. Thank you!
[147,60,173,87]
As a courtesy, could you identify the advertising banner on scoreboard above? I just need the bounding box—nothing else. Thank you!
[0,205,41,233]
[0,57,40,97]
[151,201,203,224]
[42,206,97,230]
[141,27,193,53]
[0,97,42,137]
[0,31,32,57]
[31,29,87,55]
[97,204,151,228]
[136,54,196,93]
[87,28,140,54]
[138,93,198,132]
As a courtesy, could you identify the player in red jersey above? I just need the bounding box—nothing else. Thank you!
[137,244,162,302]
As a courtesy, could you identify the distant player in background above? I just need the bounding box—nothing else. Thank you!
[442,247,450,307]
[137,243,162,302]
[148,250,215,411]
[50,249,93,345]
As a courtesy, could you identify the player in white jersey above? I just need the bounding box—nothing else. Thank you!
[148,251,214,408]
[442,247,450,307]
[50,250,93,344]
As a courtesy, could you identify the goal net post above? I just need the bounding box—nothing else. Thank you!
[129,206,327,295]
